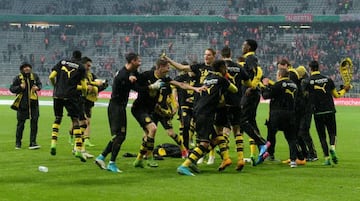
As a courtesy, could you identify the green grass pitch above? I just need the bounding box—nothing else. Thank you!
[0,97,359,201]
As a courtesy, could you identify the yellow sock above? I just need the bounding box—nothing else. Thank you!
[51,123,60,145]
[249,138,256,157]
[188,146,206,165]
[182,159,192,167]
[216,135,229,160]
[73,128,82,151]
[209,149,215,157]
[137,138,147,160]
[136,153,143,160]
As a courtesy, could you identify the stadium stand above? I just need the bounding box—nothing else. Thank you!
[0,0,358,96]
[0,0,357,15]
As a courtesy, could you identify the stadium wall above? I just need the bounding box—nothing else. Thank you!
[0,14,346,23]
[0,88,359,106]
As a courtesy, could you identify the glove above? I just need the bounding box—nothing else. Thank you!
[149,79,164,90]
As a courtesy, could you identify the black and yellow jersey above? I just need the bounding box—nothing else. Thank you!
[262,78,297,112]
[194,72,237,115]
[154,83,177,117]
[50,59,85,99]
[243,52,258,81]
[110,66,140,106]
[132,70,172,110]
[174,73,197,108]
[190,63,213,85]
[303,71,346,114]
[83,71,108,102]
[224,59,250,106]
[241,52,263,93]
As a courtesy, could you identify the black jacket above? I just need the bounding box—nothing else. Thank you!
[9,72,42,119]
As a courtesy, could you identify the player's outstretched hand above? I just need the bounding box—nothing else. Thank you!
[194,85,207,93]
[344,85,351,92]
[262,77,270,86]
[149,79,165,90]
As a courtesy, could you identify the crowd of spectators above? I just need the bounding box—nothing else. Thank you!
[0,0,357,16]
[334,0,353,14]
[0,22,358,87]
[0,0,11,10]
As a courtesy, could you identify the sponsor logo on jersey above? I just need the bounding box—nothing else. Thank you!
[61,60,80,68]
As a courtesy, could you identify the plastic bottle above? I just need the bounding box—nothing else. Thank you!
[38,166,48,173]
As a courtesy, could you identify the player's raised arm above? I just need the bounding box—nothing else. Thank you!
[48,71,57,86]
[162,55,192,72]
[169,80,206,93]
[331,86,350,98]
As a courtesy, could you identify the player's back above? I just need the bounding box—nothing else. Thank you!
[307,73,336,113]
[225,60,249,106]
[194,72,229,115]
[267,79,297,112]
[52,59,85,99]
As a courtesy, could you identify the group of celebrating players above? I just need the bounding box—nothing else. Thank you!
[48,38,351,176]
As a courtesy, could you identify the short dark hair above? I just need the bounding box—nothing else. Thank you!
[245,39,258,51]
[212,60,226,72]
[309,60,319,71]
[81,56,92,64]
[156,58,168,67]
[206,48,216,56]
[72,50,82,60]
[278,58,290,66]
[19,62,32,71]
[221,46,231,58]
[125,52,139,63]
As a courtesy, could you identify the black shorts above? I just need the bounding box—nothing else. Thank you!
[240,91,260,123]
[108,100,127,136]
[152,112,173,130]
[268,110,296,133]
[214,107,230,127]
[214,106,241,127]
[195,113,215,142]
[53,97,81,119]
[83,98,95,118]
[131,106,153,130]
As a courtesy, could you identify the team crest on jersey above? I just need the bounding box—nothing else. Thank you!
[182,112,187,117]
[310,80,314,85]
[145,117,151,123]
[282,82,287,87]
[61,60,66,65]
